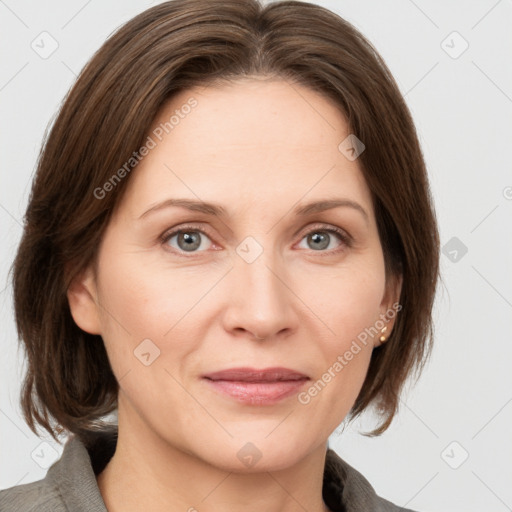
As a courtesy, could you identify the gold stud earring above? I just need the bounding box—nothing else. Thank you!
[379,326,387,343]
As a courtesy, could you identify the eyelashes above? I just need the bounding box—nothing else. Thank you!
[295,226,352,254]
[159,222,353,257]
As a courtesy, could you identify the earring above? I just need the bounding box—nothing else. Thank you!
[379,326,387,343]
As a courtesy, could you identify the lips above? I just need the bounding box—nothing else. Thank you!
[202,367,309,382]
[202,367,310,405]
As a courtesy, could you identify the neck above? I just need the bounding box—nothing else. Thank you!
[97,398,331,512]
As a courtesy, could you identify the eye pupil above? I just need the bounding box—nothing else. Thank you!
[308,232,329,250]
[168,228,343,255]
[178,231,201,251]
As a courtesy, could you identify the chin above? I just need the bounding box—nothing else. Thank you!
[190,431,317,474]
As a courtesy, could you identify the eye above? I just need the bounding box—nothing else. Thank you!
[160,223,352,256]
[161,226,213,253]
[297,225,352,254]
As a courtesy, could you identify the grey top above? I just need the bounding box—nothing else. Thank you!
[0,428,415,512]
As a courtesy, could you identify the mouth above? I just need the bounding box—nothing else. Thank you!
[202,367,310,405]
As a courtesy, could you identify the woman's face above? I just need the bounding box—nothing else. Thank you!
[70,77,401,471]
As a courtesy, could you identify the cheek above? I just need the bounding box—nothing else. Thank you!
[93,246,228,384]
[298,251,386,344]
[96,251,212,337]
[92,251,205,415]
[294,255,385,415]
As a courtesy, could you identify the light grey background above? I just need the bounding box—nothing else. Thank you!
[1,1,511,511]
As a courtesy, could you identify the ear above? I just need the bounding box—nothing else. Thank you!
[67,265,102,335]
[376,272,403,346]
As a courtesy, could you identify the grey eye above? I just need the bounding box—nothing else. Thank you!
[177,232,201,251]
[166,230,212,252]
[307,232,331,250]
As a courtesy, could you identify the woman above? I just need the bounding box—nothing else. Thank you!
[0,0,439,511]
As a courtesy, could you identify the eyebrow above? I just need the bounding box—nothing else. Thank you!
[139,198,369,224]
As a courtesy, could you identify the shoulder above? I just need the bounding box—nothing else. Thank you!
[0,429,115,512]
[324,448,418,512]
[0,478,66,512]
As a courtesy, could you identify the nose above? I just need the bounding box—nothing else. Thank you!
[221,248,299,341]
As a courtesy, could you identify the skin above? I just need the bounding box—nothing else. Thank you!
[68,77,401,512]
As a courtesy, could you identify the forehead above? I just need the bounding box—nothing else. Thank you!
[122,78,374,220]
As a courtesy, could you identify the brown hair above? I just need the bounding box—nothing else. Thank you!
[13,0,440,444]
